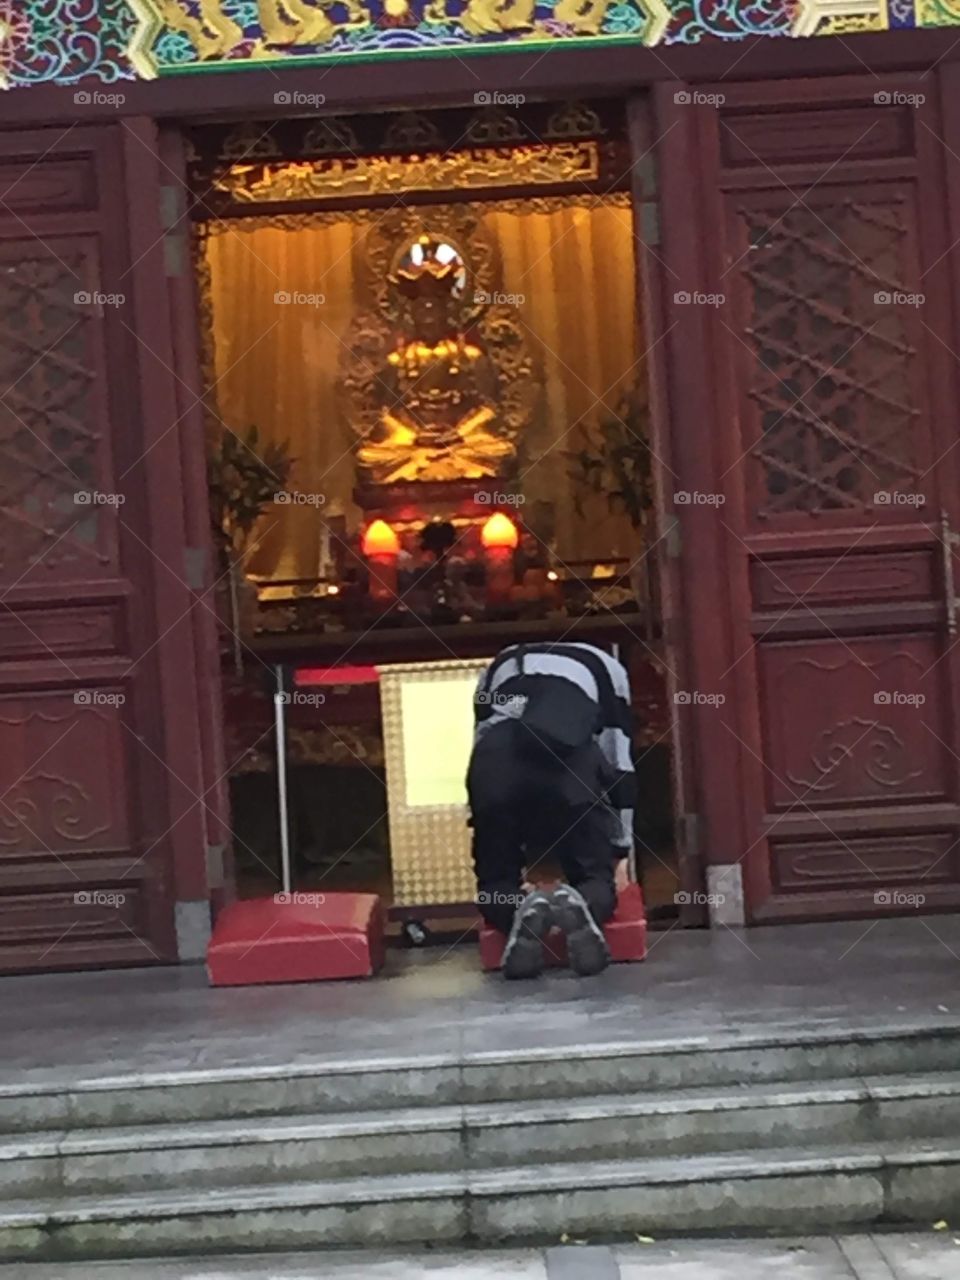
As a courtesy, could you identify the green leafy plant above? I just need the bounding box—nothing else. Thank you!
[208,425,295,567]
[568,377,654,531]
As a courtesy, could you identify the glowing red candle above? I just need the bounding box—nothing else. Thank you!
[481,513,518,605]
[362,519,400,603]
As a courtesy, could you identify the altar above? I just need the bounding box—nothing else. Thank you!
[197,101,677,934]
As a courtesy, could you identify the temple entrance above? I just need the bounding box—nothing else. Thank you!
[188,100,682,934]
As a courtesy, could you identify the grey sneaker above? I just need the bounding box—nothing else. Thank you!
[551,884,611,976]
[501,890,554,980]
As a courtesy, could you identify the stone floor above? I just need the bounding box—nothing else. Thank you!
[2,911,960,1090]
[5,1236,960,1278]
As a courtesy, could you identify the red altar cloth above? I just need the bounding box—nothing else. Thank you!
[207,893,386,986]
[478,882,647,971]
[294,665,380,686]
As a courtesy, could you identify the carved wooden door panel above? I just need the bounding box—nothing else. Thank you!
[688,75,960,920]
[0,125,187,970]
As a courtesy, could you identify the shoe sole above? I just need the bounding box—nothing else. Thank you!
[553,895,611,977]
[502,900,552,980]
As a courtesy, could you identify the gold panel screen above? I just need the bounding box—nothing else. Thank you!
[378,658,490,906]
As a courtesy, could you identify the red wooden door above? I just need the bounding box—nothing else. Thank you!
[0,123,208,970]
[662,74,960,921]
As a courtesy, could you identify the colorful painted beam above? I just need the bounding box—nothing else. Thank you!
[0,0,952,88]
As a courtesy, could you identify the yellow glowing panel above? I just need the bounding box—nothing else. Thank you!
[400,676,478,808]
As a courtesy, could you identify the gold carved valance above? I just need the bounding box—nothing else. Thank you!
[214,142,601,206]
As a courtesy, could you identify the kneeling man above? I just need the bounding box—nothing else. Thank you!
[467,642,635,979]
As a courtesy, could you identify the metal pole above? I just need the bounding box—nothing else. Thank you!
[274,664,293,896]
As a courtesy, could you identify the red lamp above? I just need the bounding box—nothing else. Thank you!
[362,519,400,603]
[481,513,518,605]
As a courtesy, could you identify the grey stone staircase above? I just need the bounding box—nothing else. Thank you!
[3,1023,960,1260]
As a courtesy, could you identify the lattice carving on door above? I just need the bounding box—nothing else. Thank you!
[0,250,113,582]
[739,199,923,518]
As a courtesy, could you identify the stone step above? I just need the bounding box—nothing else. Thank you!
[3,1022,960,1133]
[4,1072,960,1196]
[1,1140,959,1260]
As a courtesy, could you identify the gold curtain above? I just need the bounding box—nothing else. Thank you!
[203,197,641,582]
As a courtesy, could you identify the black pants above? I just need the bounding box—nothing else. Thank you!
[467,720,619,935]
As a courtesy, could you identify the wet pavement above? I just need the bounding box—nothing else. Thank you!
[2,912,960,1091]
[4,1234,960,1278]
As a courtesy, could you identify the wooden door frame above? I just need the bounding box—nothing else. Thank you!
[6,41,956,941]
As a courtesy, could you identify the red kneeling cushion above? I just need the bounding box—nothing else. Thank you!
[207,893,385,986]
[478,882,647,971]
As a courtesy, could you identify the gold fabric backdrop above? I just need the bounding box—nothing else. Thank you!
[203,196,641,582]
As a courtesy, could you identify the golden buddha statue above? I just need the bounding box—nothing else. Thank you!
[357,235,515,485]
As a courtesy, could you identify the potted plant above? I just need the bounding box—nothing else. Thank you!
[567,376,655,619]
[208,425,294,666]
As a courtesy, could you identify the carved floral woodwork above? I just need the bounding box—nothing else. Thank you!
[0,702,129,851]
